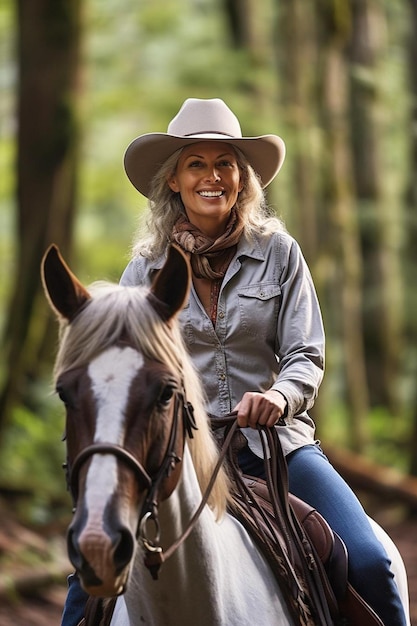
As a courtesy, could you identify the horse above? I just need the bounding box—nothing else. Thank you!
[41,244,410,626]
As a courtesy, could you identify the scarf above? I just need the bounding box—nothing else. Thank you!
[171,209,245,280]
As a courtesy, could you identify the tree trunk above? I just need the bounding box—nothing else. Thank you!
[406,0,417,477]
[317,0,370,451]
[349,0,404,413]
[273,0,333,426]
[0,0,82,442]
[222,0,275,115]
[275,0,319,264]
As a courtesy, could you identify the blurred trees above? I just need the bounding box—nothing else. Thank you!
[0,0,82,441]
[0,0,416,489]
[407,0,417,476]
[349,0,403,415]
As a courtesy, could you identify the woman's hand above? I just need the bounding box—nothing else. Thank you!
[234,390,287,429]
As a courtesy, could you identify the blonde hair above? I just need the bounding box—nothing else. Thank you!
[54,282,231,518]
[132,144,285,259]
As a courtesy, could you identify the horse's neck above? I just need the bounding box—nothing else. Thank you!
[116,446,294,626]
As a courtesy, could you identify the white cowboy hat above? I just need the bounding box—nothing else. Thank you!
[124,98,286,197]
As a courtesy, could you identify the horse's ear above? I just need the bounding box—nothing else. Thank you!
[41,244,91,321]
[149,244,191,321]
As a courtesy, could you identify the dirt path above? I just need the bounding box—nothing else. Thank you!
[0,586,67,626]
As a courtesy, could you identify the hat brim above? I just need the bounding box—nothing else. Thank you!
[124,132,286,197]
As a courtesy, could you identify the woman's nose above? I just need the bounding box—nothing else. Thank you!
[205,168,221,182]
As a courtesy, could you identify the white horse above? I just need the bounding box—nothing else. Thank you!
[41,244,410,626]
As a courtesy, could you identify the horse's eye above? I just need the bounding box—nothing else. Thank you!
[56,385,70,406]
[158,385,175,406]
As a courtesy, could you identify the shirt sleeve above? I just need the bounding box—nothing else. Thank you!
[271,237,325,419]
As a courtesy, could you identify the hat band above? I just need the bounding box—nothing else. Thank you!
[182,131,241,139]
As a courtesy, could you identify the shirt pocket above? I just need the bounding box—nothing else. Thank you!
[237,282,281,339]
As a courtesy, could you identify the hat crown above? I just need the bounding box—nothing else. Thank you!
[167,98,243,139]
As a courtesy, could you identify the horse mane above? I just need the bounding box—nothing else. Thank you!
[53,281,231,518]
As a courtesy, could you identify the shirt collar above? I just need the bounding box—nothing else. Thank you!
[235,232,265,261]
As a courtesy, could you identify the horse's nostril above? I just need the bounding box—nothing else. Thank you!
[113,528,135,574]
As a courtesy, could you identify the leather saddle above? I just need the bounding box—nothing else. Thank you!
[211,417,384,626]
[237,472,384,625]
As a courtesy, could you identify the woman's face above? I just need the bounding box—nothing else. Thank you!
[168,141,243,237]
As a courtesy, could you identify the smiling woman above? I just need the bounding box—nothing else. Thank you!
[59,97,409,626]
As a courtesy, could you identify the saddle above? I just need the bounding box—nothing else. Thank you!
[79,418,384,626]
[211,417,384,626]
[236,473,384,625]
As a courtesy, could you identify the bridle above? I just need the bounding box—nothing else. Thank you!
[68,442,152,503]
[64,389,230,580]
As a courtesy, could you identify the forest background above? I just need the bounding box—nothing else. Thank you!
[0,0,416,529]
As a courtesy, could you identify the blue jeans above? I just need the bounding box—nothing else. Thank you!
[238,442,406,626]
[61,572,88,626]
[61,443,406,626]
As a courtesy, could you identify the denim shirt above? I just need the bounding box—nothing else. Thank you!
[120,229,324,457]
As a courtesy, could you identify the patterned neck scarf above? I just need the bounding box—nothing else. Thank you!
[171,208,244,280]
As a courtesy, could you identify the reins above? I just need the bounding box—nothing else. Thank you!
[210,414,337,626]
[138,412,240,579]
[138,407,337,623]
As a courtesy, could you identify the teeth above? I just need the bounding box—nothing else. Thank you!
[198,191,223,197]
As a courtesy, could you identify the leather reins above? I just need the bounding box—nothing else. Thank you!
[138,410,239,579]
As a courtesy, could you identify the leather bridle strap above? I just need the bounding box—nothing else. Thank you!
[164,417,239,558]
[69,442,152,502]
[138,393,184,530]
[139,416,240,579]
[68,390,191,508]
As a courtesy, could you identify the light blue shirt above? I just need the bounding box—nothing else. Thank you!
[120,229,324,457]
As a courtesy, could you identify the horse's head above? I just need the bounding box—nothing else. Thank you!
[41,244,193,596]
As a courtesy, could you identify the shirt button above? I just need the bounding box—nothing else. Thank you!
[218,311,225,319]
[219,373,226,381]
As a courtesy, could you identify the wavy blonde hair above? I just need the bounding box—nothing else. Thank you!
[53,282,231,518]
[132,144,285,259]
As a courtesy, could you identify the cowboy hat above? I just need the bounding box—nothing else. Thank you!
[124,98,286,197]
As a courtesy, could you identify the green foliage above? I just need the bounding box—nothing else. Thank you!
[318,400,412,474]
[366,407,413,474]
[0,382,70,523]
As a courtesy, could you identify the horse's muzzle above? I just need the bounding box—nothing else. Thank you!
[67,508,137,596]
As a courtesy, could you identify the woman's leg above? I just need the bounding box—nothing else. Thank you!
[61,573,88,626]
[287,444,406,626]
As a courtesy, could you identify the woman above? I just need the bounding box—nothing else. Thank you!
[62,98,406,625]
